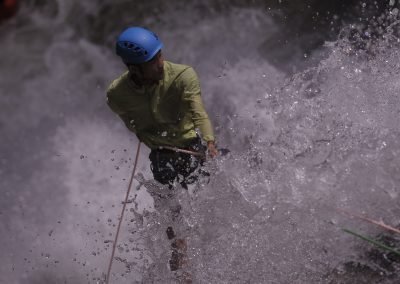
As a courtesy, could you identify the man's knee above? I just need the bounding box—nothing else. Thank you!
[152,170,176,185]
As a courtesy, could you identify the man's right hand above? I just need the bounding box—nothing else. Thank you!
[207,141,218,158]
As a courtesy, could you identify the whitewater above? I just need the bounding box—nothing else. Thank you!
[0,1,399,283]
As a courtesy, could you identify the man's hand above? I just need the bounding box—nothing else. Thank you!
[207,141,218,158]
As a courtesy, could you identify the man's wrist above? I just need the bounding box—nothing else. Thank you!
[207,141,215,146]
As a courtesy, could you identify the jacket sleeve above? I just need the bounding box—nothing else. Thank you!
[106,91,138,135]
[179,68,215,142]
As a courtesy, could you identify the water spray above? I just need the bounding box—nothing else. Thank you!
[105,142,141,284]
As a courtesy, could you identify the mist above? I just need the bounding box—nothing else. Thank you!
[1,1,400,283]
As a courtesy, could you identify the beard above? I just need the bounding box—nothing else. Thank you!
[145,68,164,84]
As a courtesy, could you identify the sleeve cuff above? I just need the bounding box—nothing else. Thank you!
[202,135,215,142]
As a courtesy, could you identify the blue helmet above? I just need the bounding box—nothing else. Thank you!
[116,27,163,64]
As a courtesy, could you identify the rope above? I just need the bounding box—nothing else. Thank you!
[105,142,141,284]
[158,145,205,157]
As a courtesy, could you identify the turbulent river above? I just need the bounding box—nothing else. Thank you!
[1,1,400,283]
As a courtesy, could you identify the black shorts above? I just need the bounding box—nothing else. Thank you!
[149,137,208,189]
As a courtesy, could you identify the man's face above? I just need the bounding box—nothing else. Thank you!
[140,51,164,83]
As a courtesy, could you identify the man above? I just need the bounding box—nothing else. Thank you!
[107,27,218,188]
[107,26,217,190]
[106,26,218,275]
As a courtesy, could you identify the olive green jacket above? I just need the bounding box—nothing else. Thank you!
[106,61,215,149]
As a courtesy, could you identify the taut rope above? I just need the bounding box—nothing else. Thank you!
[158,145,205,157]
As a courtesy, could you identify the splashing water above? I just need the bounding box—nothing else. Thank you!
[1,1,400,283]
